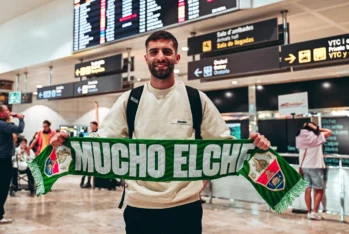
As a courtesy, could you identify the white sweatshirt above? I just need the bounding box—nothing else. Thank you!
[99,80,234,208]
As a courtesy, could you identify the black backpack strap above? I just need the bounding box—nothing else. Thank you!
[185,86,203,140]
[126,86,144,139]
[119,85,144,209]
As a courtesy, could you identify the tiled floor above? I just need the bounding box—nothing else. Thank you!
[1,176,348,234]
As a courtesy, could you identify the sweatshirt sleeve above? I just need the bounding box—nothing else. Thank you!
[199,91,235,140]
[98,91,131,138]
[0,119,25,134]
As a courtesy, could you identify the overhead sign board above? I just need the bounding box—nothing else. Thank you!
[8,91,21,104]
[37,75,125,100]
[187,18,278,55]
[73,74,122,97]
[281,34,349,67]
[74,54,122,78]
[37,84,74,100]
[278,92,308,115]
[188,46,280,80]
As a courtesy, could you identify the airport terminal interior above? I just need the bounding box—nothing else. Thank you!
[1,0,349,233]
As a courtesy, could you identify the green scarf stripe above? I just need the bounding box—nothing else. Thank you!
[29,137,307,213]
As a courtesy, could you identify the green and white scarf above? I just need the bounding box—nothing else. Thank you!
[28,138,307,213]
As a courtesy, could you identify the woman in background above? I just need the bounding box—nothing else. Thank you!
[296,122,332,220]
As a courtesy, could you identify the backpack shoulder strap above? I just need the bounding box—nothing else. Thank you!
[185,86,202,140]
[120,85,144,209]
[126,86,144,139]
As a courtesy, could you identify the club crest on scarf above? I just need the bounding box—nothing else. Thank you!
[44,146,73,177]
[248,151,285,191]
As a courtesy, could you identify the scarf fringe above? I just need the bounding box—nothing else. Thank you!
[28,162,45,196]
[274,179,308,214]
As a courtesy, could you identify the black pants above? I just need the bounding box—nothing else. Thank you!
[12,167,35,192]
[0,158,13,220]
[124,201,203,234]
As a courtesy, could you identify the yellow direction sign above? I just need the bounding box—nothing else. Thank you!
[284,54,296,64]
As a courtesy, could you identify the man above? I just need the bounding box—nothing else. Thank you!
[30,120,56,155]
[51,30,270,234]
[80,121,99,188]
[296,122,332,220]
[0,104,24,224]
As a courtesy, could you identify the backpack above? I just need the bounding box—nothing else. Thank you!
[118,85,203,208]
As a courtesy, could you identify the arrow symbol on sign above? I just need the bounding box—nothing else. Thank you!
[75,69,80,76]
[285,53,296,64]
[194,68,202,77]
[38,92,43,98]
[77,87,82,94]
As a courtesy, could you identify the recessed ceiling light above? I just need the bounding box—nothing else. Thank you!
[33,92,38,95]
[322,82,331,88]
[257,85,263,90]
[174,69,180,74]
[181,47,189,51]
[36,85,43,88]
[231,81,238,84]
[225,92,233,98]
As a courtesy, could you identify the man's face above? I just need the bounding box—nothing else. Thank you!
[0,105,10,120]
[43,123,50,132]
[144,39,180,80]
[90,123,98,132]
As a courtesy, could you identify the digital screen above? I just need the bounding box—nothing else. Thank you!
[8,92,21,104]
[73,0,238,51]
[226,122,241,139]
[322,117,349,155]
[258,118,311,153]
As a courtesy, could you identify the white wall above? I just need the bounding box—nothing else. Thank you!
[12,94,117,141]
[0,0,73,74]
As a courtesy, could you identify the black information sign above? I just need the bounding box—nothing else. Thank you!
[21,93,33,104]
[281,34,349,67]
[322,117,349,155]
[188,46,280,80]
[37,84,74,100]
[73,0,238,51]
[74,74,122,96]
[75,54,122,78]
[187,18,278,55]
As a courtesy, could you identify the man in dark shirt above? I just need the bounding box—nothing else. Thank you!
[0,104,24,225]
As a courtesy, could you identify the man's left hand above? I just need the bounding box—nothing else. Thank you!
[249,133,270,150]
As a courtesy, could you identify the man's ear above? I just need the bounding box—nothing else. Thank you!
[175,54,180,64]
[144,54,148,63]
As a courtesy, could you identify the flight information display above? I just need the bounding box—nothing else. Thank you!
[73,0,238,51]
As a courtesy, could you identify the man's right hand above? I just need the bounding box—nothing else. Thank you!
[50,132,70,148]
[15,114,24,119]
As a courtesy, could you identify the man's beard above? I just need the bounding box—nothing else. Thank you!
[148,61,175,80]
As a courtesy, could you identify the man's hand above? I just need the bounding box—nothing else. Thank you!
[50,132,70,148]
[249,133,270,150]
[14,114,24,119]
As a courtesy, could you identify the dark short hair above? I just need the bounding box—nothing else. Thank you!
[90,121,98,126]
[0,103,5,112]
[20,138,27,144]
[145,30,178,52]
[43,120,51,126]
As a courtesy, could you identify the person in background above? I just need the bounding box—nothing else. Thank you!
[296,122,332,220]
[0,104,25,224]
[80,121,99,188]
[12,138,35,196]
[30,120,56,156]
